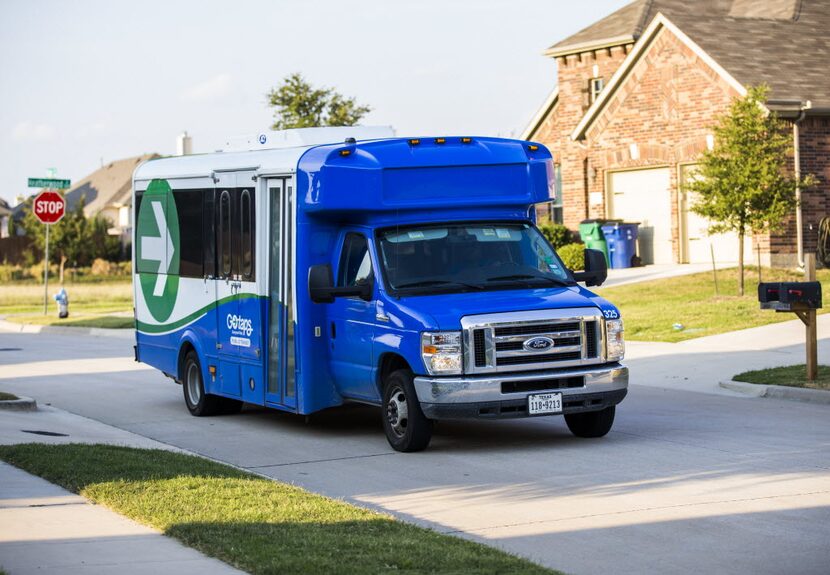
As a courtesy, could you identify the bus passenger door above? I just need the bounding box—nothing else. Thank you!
[265,177,297,409]
[214,175,241,398]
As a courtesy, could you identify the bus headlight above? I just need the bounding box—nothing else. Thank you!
[605,319,625,361]
[421,331,463,375]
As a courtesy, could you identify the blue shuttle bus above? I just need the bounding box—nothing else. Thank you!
[132,126,627,451]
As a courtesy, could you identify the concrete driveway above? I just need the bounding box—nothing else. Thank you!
[0,328,828,575]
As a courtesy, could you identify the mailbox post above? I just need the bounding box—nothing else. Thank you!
[758,254,822,381]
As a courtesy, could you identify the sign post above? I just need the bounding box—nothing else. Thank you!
[29,184,68,314]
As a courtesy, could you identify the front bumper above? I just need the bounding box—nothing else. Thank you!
[413,363,628,420]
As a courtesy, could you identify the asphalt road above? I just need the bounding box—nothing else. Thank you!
[1,329,829,575]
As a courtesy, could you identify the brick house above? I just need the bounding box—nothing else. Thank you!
[523,0,830,266]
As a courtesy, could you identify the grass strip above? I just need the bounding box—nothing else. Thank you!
[4,314,134,329]
[595,267,830,342]
[0,392,19,401]
[0,444,558,575]
[733,364,830,390]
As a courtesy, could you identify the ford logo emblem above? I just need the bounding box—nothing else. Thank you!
[523,336,554,352]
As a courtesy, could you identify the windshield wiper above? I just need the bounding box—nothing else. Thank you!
[395,279,482,291]
[486,274,571,287]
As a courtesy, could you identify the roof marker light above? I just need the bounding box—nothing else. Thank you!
[461,137,472,144]
[339,149,352,157]
[435,137,446,144]
[408,139,421,146]
[528,144,539,151]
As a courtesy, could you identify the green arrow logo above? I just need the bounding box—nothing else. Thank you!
[136,179,180,322]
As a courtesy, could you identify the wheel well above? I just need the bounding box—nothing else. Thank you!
[177,341,196,384]
[377,353,411,394]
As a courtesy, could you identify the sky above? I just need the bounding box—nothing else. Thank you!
[0,0,629,205]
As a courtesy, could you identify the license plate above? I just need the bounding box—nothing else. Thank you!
[528,392,563,415]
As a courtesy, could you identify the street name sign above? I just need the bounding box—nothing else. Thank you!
[28,177,71,189]
[33,190,66,224]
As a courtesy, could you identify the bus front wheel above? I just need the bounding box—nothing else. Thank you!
[182,351,242,416]
[382,369,433,452]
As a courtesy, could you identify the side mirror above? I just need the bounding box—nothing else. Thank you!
[572,248,607,287]
[309,263,374,303]
[309,264,336,303]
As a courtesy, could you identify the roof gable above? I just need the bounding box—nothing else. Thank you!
[544,1,830,109]
[571,12,745,140]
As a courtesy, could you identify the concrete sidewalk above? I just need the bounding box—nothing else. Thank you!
[0,462,244,575]
[626,313,830,397]
[602,261,735,288]
[0,406,243,575]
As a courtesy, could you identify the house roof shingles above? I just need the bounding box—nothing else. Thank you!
[65,153,160,216]
[548,0,830,109]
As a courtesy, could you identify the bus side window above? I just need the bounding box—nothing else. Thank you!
[173,189,203,278]
[203,188,216,278]
[240,189,255,280]
[218,190,232,278]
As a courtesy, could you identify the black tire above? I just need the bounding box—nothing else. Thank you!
[182,351,242,416]
[564,405,616,438]
[382,369,433,452]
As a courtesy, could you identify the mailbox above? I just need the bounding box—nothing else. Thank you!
[758,281,822,311]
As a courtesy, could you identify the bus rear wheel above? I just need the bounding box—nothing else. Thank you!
[382,369,433,452]
[182,351,242,416]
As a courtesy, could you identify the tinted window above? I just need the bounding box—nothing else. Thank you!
[338,233,372,288]
[173,189,203,278]
[240,189,255,280]
[219,190,232,277]
[203,188,216,277]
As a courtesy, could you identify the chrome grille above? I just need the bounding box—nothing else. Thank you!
[462,308,604,374]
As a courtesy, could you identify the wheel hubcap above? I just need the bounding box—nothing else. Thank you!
[386,386,409,438]
[186,363,202,405]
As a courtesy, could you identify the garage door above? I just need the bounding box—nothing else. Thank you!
[608,168,673,265]
[680,165,753,264]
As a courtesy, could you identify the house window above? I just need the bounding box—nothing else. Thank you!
[589,77,604,103]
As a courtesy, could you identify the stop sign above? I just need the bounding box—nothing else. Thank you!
[33,190,66,224]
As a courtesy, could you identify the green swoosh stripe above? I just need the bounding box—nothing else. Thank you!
[137,293,264,334]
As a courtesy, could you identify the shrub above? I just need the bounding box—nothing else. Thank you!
[538,223,572,249]
[557,243,585,271]
[91,258,115,276]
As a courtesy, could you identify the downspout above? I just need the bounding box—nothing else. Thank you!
[794,102,810,268]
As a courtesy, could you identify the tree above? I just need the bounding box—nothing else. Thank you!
[266,73,371,130]
[684,85,814,295]
[21,195,121,282]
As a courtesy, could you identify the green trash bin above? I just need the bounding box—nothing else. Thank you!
[578,219,611,266]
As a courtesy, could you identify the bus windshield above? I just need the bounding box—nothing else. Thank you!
[377,222,574,295]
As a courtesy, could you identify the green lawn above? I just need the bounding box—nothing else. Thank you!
[0,444,558,575]
[0,281,133,329]
[595,267,830,342]
[733,364,830,390]
[0,392,19,401]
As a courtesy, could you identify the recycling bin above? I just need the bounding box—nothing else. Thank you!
[578,220,610,266]
[601,222,640,269]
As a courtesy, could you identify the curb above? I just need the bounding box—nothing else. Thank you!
[0,318,133,339]
[0,395,37,411]
[719,380,830,405]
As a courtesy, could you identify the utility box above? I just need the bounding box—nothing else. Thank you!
[758,281,822,311]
